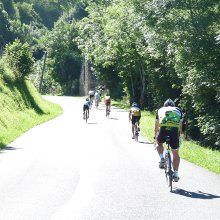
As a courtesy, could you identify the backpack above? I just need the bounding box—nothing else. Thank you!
[131,107,140,116]
[158,106,182,127]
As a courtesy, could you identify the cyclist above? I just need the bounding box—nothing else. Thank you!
[95,90,101,108]
[154,98,183,182]
[105,94,111,113]
[83,98,90,119]
[129,102,141,139]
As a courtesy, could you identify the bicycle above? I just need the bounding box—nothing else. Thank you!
[134,120,140,142]
[164,136,174,192]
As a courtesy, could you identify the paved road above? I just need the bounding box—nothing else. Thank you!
[0,96,219,220]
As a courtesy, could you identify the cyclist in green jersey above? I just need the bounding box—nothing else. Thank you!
[154,99,183,182]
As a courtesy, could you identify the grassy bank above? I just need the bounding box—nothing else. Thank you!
[0,77,63,148]
[112,100,220,174]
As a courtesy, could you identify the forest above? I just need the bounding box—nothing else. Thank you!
[0,0,220,149]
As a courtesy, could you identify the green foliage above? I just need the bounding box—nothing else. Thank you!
[1,0,15,16]
[15,2,40,24]
[0,3,14,48]
[0,57,63,148]
[5,39,34,79]
[76,0,220,148]
[45,11,83,95]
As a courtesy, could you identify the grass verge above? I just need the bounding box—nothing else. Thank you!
[112,100,220,174]
[0,79,63,148]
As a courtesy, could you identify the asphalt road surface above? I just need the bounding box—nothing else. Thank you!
[0,96,219,220]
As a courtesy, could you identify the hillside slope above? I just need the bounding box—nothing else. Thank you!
[0,77,63,148]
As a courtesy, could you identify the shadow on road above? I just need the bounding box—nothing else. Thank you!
[115,110,129,112]
[108,117,119,120]
[138,141,152,144]
[87,122,98,125]
[173,188,220,199]
[0,146,23,153]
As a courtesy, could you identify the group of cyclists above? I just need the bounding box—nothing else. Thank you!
[83,91,183,182]
[83,89,111,120]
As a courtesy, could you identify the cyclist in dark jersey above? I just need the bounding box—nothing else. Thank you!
[83,98,91,119]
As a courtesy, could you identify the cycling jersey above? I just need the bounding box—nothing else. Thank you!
[130,107,141,117]
[95,92,100,100]
[105,96,111,105]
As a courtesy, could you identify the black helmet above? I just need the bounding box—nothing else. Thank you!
[86,98,89,101]
[164,98,175,107]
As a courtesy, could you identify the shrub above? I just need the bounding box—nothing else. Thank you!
[4,39,34,79]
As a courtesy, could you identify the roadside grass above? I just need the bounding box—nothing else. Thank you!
[112,100,220,174]
[0,78,63,149]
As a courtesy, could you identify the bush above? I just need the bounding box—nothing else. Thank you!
[4,39,34,79]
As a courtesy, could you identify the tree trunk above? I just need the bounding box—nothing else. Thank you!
[139,58,146,108]
[130,71,135,98]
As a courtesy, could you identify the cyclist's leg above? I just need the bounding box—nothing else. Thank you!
[170,129,180,181]
[170,129,180,170]
[137,116,141,131]
[172,149,180,171]
[131,116,135,138]
[157,127,166,168]
[156,128,166,155]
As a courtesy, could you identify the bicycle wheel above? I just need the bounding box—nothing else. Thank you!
[165,152,173,192]
[134,126,138,142]
[106,107,109,117]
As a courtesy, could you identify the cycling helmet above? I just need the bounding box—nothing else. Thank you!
[164,98,175,107]
[132,102,138,107]
[86,98,89,101]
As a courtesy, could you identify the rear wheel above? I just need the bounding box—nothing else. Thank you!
[165,152,173,192]
[106,106,110,117]
[134,125,138,142]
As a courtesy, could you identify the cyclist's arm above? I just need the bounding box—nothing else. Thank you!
[179,119,183,135]
[154,110,159,137]
[179,109,184,135]
[154,120,159,137]
[129,111,132,122]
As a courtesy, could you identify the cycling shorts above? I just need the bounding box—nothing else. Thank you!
[131,116,141,125]
[105,100,111,106]
[157,127,180,150]
[83,105,89,111]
